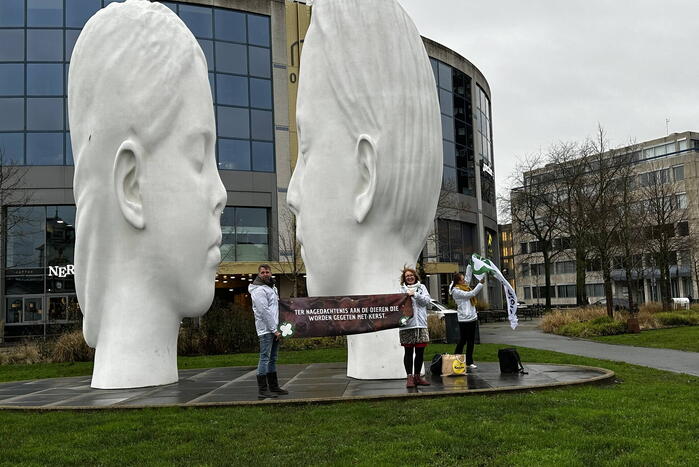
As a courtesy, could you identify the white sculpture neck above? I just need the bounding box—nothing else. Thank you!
[90,279,180,389]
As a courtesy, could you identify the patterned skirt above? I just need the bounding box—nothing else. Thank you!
[399,328,430,348]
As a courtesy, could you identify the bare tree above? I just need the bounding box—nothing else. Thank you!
[507,154,562,311]
[639,161,690,310]
[547,141,592,306]
[689,236,699,302]
[614,143,647,312]
[1,147,34,269]
[275,206,305,297]
[583,127,637,317]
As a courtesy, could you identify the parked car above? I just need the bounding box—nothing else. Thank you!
[428,300,456,319]
[591,298,629,310]
[516,301,528,310]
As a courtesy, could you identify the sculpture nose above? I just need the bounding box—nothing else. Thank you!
[286,158,302,216]
[213,176,227,216]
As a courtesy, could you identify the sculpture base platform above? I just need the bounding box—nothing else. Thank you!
[0,362,613,410]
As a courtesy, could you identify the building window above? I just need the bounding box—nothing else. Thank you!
[475,85,493,169]
[220,207,270,262]
[430,58,475,196]
[437,219,476,266]
[555,261,576,274]
[557,284,576,298]
[672,165,684,181]
[0,0,274,172]
[520,263,529,277]
[4,205,79,329]
[585,283,604,297]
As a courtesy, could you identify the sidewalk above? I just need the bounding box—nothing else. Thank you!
[479,319,699,377]
[0,362,612,410]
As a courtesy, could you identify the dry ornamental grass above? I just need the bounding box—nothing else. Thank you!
[540,302,698,336]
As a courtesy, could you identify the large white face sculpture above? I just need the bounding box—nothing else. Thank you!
[68,0,226,389]
[287,0,442,379]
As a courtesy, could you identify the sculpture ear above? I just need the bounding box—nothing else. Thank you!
[113,140,145,230]
[354,134,377,224]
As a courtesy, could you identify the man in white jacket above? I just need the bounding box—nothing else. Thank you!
[249,264,288,399]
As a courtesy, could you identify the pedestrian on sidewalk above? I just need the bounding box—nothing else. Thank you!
[450,271,485,369]
[399,267,432,388]
[249,264,289,399]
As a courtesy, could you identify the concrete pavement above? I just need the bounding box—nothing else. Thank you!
[479,319,699,377]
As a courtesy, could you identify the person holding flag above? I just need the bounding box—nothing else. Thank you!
[449,268,485,369]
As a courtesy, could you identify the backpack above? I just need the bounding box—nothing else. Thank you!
[429,353,443,376]
[498,348,527,374]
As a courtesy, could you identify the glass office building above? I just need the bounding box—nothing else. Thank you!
[0,0,498,339]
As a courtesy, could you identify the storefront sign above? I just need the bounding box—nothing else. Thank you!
[279,293,414,338]
[48,265,75,278]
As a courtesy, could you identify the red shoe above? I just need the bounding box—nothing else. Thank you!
[414,374,430,386]
[406,374,416,388]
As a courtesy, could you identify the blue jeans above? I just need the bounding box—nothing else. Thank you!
[257,333,279,375]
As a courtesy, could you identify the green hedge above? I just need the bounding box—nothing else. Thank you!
[655,311,699,327]
[178,298,258,355]
[178,299,349,356]
[557,316,627,338]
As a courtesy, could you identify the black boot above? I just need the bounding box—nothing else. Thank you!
[267,372,289,395]
[257,374,277,399]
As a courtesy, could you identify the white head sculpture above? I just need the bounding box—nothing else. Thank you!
[287,0,442,378]
[68,0,226,389]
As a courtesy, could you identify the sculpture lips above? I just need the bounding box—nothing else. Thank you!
[212,232,222,249]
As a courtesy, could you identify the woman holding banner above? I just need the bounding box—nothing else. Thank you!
[399,267,432,388]
[450,271,485,369]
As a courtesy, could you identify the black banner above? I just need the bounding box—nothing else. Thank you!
[278,293,414,338]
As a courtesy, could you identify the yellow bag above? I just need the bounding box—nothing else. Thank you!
[441,354,466,376]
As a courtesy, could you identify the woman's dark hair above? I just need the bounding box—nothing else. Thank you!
[400,267,420,285]
[452,272,464,284]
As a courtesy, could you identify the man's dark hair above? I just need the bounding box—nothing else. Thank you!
[258,263,271,272]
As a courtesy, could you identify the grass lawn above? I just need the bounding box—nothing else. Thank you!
[1,344,698,465]
[590,325,699,352]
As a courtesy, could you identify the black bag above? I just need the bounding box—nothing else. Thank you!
[498,348,527,374]
[429,353,443,376]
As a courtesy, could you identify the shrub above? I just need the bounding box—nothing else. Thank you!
[640,302,663,314]
[655,311,699,327]
[199,297,259,354]
[0,341,43,365]
[427,314,445,342]
[281,336,346,351]
[558,316,627,338]
[539,306,608,333]
[475,300,490,312]
[51,330,94,363]
[636,308,660,330]
[177,319,206,356]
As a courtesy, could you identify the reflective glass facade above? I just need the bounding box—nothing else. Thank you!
[4,205,80,336]
[220,207,270,262]
[430,58,475,196]
[476,85,495,204]
[3,204,270,333]
[437,218,476,265]
[0,0,274,172]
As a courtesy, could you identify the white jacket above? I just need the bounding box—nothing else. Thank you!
[450,282,483,322]
[249,283,279,336]
[399,282,431,329]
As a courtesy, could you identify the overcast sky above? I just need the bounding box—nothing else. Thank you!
[398,0,698,206]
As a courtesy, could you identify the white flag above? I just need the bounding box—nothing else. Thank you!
[471,253,519,330]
